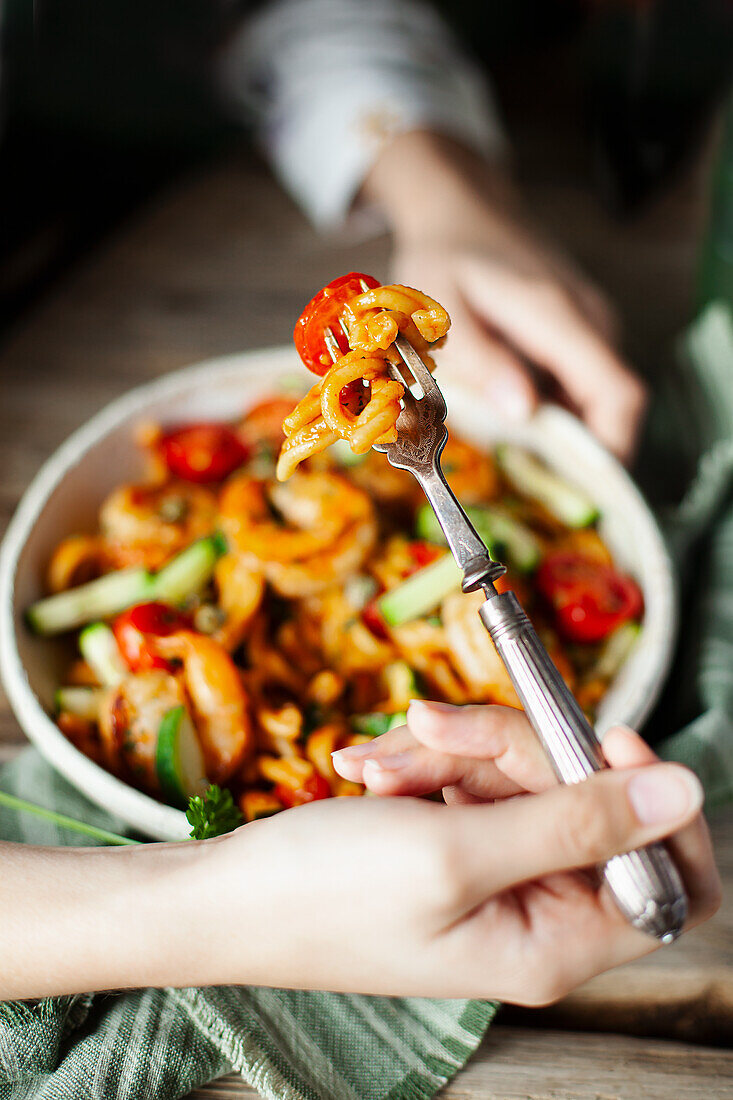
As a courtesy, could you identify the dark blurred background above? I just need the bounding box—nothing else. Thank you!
[1,0,731,337]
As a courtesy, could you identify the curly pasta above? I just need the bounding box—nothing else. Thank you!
[276,283,450,481]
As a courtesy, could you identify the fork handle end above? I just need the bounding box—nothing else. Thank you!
[479,590,688,943]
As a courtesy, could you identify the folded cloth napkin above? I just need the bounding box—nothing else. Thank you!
[642,302,733,805]
[0,301,731,1100]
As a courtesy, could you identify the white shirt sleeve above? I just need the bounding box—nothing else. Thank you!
[218,0,506,230]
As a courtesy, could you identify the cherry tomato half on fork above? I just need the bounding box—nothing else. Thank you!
[160,424,249,483]
[293,272,380,376]
[113,602,191,673]
[536,552,643,644]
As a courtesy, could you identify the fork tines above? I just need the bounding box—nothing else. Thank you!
[391,337,447,421]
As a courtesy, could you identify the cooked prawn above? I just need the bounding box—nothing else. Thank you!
[441,438,499,504]
[100,482,218,570]
[441,590,520,706]
[98,670,190,791]
[46,535,104,593]
[155,631,253,783]
[212,554,265,652]
[220,471,376,597]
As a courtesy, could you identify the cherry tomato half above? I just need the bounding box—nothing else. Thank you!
[161,424,248,484]
[536,552,643,644]
[361,598,390,641]
[275,773,332,808]
[113,602,191,672]
[409,540,441,570]
[293,272,380,376]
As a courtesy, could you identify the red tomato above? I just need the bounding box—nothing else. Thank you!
[275,774,331,808]
[161,424,248,483]
[536,552,643,644]
[293,272,380,376]
[113,602,190,672]
[361,598,389,641]
[409,540,440,570]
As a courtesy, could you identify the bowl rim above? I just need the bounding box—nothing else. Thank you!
[0,346,678,840]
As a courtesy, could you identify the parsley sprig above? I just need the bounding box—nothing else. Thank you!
[186,785,243,839]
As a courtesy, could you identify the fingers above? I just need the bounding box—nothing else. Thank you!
[458,257,647,461]
[332,722,522,800]
[331,724,416,783]
[365,745,521,801]
[448,760,704,904]
[406,701,555,792]
[331,701,555,800]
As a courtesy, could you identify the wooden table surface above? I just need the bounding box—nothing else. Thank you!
[2,150,732,1098]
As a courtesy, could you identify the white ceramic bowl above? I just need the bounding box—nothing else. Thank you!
[0,347,677,840]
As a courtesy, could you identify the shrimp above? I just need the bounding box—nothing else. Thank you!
[99,482,218,570]
[220,471,376,597]
[440,438,499,504]
[441,590,520,707]
[212,554,265,652]
[346,449,420,509]
[155,631,253,783]
[98,670,190,791]
[46,535,104,593]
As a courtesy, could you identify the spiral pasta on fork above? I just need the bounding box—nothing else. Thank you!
[276,274,450,481]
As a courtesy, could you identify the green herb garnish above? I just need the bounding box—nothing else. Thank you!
[186,784,243,840]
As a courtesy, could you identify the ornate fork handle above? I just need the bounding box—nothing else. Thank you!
[370,333,688,942]
[480,591,688,941]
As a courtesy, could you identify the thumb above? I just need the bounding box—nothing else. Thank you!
[449,761,704,902]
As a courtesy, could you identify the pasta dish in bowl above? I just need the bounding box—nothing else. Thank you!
[0,281,676,840]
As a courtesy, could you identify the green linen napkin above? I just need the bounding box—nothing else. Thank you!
[0,300,732,1100]
[644,302,733,805]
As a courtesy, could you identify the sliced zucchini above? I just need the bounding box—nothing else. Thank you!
[79,623,127,687]
[377,553,462,627]
[27,568,152,636]
[152,536,225,604]
[593,622,641,681]
[350,711,408,738]
[155,705,208,806]
[27,535,226,636]
[415,503,541,573]
[54,686,105,720]
[496,444,599,528]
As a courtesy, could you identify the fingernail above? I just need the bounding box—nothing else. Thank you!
[363,752,411,774]
[408,700,456,718]
[331,742,375,763]
[627,767,703,825]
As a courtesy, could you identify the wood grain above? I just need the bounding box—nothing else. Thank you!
[188,1029,733,1099]
[0,130,729,1098]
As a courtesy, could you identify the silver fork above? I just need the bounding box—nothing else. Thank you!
[325,323,687,943]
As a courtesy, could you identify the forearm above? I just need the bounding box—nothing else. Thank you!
[0,839,214,1000]
[361,130,520,245]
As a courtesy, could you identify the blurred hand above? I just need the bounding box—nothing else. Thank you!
[364,132,647,462]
